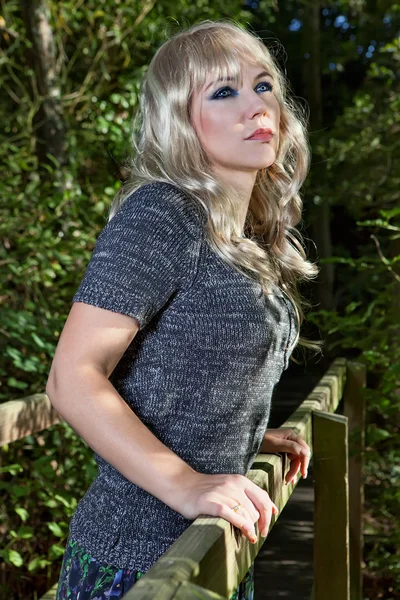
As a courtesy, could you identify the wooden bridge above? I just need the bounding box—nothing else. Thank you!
[1,357,366,599]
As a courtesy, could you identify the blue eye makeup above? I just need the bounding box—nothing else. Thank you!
[210,81,274,100]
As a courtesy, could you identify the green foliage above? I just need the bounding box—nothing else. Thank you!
[305,33,400,597]
[1,0,399,597]
[1,0,270,596]
[0,422,97,595]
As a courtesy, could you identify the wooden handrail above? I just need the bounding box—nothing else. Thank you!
[1,358,365,600]
[0,393,60,447]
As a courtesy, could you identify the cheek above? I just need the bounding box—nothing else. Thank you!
[194,111,231,159]
[272,101,281,146]
[200,108,228,141]
[270,97,280,121]
[191,100,226,149]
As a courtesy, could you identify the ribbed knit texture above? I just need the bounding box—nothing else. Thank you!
[69,181,298,572]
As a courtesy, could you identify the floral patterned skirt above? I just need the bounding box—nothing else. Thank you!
[56,535,254,600]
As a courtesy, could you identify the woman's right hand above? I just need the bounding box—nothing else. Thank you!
[175,472,279,544]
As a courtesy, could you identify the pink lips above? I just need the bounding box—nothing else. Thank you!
[248,132,273,141]
[246,128,274,141]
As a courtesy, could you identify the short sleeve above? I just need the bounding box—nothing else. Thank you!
[72,182,204,329]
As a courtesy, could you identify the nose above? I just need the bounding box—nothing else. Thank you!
[248,92,270,119]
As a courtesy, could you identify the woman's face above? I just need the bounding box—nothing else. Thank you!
[190,63,281,178]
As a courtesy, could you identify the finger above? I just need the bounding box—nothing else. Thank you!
[288,452,309,479]
[285,439,311,460]
[285,429,311,454]
[286,434,311,478]
[296,439,311,476]
[285,457,301,484]
[239,500,260,526]
[225,503,258,543]
[244,487,278,538]
[301,453,310,478]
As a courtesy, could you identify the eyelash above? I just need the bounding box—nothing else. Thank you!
[211,81,274,100]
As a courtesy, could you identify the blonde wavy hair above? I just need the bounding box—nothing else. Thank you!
[110,19,322,358]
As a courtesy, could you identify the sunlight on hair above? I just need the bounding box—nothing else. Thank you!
[110,19,323,357]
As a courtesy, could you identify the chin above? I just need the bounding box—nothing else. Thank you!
[251,158,276,170]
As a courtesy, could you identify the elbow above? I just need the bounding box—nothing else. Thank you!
[45,367,60,409]
[46,368,69,420]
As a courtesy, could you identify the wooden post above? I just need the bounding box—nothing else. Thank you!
[312,411,350,600]
[343,361,366,600]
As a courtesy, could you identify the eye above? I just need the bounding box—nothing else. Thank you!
[256,81,274,93]
[211,81,273,100]
[212,86,237,100]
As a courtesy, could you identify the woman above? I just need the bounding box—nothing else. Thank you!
[47,19,318,600]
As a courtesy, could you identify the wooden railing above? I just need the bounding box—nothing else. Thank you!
[0,357,366,600]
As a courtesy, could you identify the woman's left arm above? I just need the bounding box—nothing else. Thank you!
[260,428,311,485]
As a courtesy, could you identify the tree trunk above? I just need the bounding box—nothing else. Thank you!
[301,0,335,311]
[21,0,67,174]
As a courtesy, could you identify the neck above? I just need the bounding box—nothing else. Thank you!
[212,167,257,234]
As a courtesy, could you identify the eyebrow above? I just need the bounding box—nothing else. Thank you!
[204,70,272,92]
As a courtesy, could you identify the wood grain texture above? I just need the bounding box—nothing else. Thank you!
[124,579,228,600]
[0,393,61,446]
[312,411,350,600]
[343,361,367,600]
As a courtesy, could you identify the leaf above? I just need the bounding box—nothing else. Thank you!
[43,499,58,508]
[7,377,29,390]
[15,507,29,521]
[367,425,391,444]
[345,301,362,314]
[10,484,31,498]
[27,557,40,572]
[31,332,46,348]
[8,550,23,567]
[49,544,65,559]
[28,556,51,571]
[16,526,33,539]
[48,522,63,537]
[93,201,105,214]
[54,493,72,508]
[0,464,23,475]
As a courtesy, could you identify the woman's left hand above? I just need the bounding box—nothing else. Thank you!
[260,428,311,485]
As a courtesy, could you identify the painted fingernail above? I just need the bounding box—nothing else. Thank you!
[247,527,257,541]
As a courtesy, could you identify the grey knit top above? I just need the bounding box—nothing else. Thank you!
[69,180,298,572]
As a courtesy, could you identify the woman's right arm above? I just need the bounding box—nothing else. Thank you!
[46,302,277,543]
